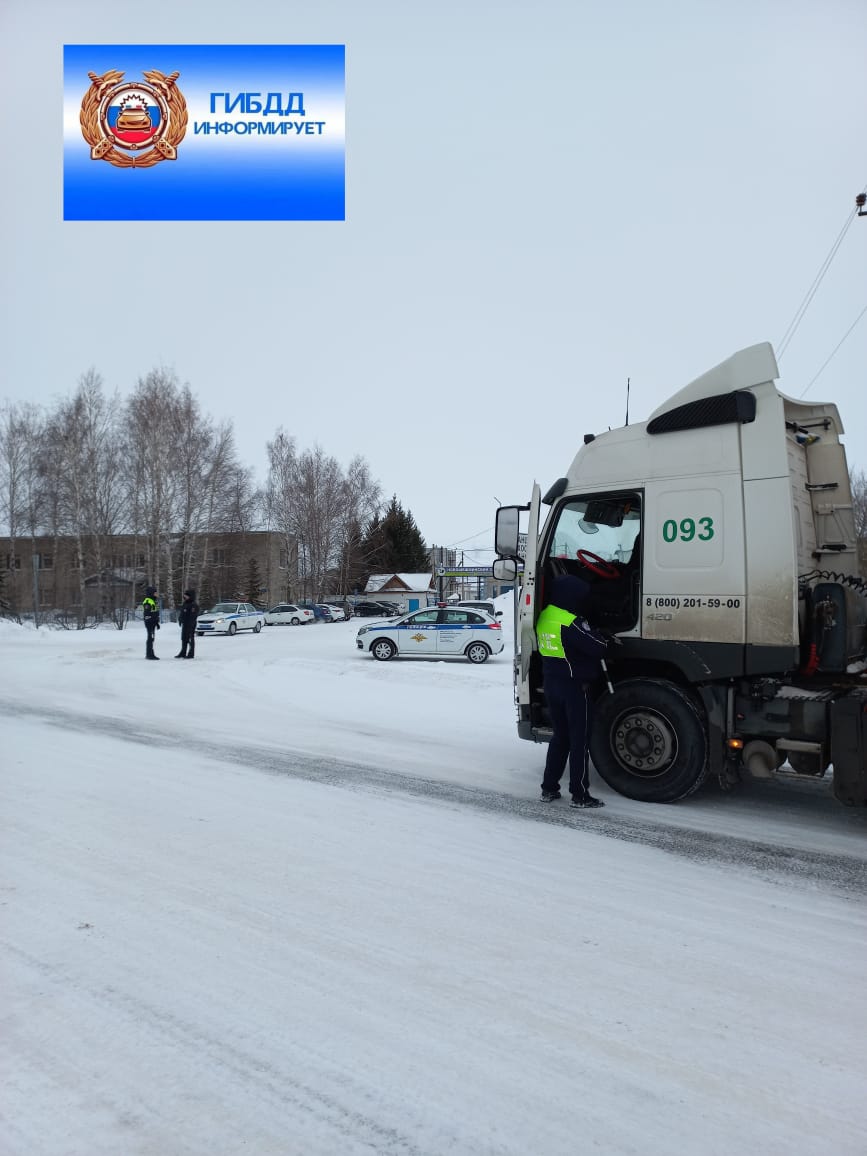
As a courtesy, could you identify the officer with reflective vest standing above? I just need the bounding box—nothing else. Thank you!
[142,585,160,660]
[535,574,608,807]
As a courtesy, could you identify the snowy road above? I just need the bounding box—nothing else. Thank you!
[2,617,867,1154]
[6,697,867,899]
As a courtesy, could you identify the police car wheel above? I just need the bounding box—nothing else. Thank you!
[371,639,397,661]
[466,642,491,664]
[254,621,262,633]
[228,622,237,636]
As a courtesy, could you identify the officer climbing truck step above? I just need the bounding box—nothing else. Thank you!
[493,342,867,806]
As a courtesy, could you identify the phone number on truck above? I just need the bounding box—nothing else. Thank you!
[645,596,743,610]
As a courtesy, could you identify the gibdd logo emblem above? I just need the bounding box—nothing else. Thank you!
[79,69,188,167]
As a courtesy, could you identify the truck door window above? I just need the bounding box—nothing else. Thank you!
[548,496,641,564]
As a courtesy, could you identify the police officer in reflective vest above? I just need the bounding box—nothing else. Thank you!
[142,586,160,660]
[535,575,608,808]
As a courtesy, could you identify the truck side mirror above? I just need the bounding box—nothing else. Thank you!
[495,506,522,557]
[493,558,517,582]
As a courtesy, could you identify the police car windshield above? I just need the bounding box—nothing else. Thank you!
[209,603,237,613]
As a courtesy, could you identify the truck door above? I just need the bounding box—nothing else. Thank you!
[540,492,642,634]
[517,483,542,711]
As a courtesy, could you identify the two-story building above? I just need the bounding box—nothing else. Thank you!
[0,531,298,619]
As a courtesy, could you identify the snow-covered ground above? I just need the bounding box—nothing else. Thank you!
[2,601,866,1155]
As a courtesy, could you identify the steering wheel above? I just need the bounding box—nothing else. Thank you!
[576,549,620,580]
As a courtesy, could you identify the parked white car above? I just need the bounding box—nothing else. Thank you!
[264,603,315,626]
[356,605,504,664]
[196,602,265,636]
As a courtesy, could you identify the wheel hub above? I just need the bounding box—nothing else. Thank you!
[613,711,675,777]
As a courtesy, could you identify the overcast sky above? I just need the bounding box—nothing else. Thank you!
[1,0,865,558]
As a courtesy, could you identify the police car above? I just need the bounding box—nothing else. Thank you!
[356,603,504,664]
[196,602,265,636]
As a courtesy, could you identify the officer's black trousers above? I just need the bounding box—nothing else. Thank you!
[179,623,196,657]
[541,679,592,800]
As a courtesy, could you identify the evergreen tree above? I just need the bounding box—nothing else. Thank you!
[383,496,429,571]
[358,497,428,586]
[358,513,387,580]
[245,556,265,606]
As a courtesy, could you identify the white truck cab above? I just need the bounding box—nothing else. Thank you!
[494,343,867,804]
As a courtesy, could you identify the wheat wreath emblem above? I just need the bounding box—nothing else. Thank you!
[80,69,188,167]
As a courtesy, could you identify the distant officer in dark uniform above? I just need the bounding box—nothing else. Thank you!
[535,574,608,807]
[142,586,160,660]
[176,589,200,659]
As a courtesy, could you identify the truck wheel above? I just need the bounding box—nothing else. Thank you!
[590,678,708,802]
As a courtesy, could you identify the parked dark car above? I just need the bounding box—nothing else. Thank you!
[299,603,330,621]
[317,604,346,622]
[353,601,400,617]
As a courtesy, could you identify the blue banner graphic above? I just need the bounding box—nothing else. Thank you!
[64,45,345,221]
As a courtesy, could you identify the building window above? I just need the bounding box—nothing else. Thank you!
[5,554,21,570]
[279,549,288,569]
[70,555,82,569]
[212,548,226,565]
[40,554,54,570]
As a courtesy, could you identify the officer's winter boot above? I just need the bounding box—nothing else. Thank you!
[185,641,195,659]
[175,647,187,658]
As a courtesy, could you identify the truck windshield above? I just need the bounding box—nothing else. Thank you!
[548,496,641,563]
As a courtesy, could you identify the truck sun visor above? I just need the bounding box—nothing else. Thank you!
[647,390,757,435]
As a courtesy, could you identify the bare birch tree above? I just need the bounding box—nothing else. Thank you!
[264,430,299,599]
[44,370,124,623]
[851,467,867,574]
[0,401,37,612]
[337,455,382,597]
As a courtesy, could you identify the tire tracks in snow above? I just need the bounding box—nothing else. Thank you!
[5,699,867,899]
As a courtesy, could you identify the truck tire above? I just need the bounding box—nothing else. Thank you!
[590,678,708,803]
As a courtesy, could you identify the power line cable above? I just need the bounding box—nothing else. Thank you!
[777,182,867,360]
[800,301,867,397]
[444,527,495,548]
